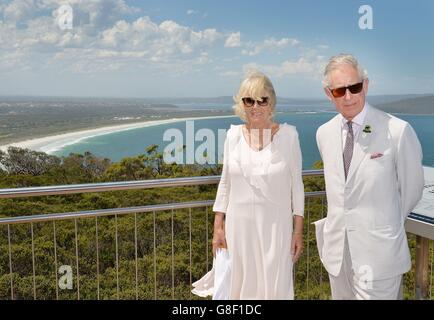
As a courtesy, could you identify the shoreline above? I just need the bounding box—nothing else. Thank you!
[0,115,237,154]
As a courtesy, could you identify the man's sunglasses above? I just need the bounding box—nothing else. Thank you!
[328,82,364,98]
[242,97,269,107]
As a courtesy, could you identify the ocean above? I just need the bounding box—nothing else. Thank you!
[53,112,434,169]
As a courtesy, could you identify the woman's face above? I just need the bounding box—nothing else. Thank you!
[242,90,273,126]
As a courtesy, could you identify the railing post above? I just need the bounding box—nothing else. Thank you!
[415,235,429,300]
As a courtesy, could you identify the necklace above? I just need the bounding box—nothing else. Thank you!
[244,123,279,151]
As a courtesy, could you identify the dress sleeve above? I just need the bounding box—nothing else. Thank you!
[290,128,305,217]
[213,129,231,214]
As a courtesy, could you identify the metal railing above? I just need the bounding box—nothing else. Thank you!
[0,170,432,300]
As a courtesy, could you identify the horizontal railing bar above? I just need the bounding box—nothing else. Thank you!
[0,170,324,199]
[2,190,431,239]
[0,200,215,225]
[0,192,326,225]
[0,177,218,198]
[1,189,432,239]
[0,168,431,239]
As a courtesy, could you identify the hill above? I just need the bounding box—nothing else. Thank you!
[374,95,434,114]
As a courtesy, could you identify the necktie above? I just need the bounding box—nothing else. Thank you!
[343,121,354,180]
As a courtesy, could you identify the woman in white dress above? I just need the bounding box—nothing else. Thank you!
[212,72,305,299]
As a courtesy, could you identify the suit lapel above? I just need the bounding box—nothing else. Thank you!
[331,115,346,183]
[346,105,374,183]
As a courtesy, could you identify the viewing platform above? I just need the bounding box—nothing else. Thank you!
[0,170,432,300]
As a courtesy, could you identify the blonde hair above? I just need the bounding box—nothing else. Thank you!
[322,53,368,88]
[233,71,276,122]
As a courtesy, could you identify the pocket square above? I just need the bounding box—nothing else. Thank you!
[370,152,383,159]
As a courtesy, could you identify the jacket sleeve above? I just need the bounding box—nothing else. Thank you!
[396,123,424,220]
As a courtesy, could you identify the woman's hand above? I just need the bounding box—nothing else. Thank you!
[291,232,303,263]
[212,212,227,257]
[212,228,227,257]
[291,215,304,263]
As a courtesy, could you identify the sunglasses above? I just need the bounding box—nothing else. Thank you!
[242,97,269,107]
[328,82,364,98]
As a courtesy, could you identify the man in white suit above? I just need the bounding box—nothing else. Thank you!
[315,54,424,299]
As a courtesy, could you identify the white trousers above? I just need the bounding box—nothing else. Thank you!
[328,234,403,300]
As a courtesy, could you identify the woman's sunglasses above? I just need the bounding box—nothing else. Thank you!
[242,97,269,107]
[328,82,364,98]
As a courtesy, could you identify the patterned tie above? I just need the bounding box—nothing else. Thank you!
[343,121,354,180]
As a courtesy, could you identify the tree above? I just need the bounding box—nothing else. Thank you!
[46,152,111,184]
[0,147,60,175]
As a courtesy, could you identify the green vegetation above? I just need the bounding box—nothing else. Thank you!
[0,147,431,300]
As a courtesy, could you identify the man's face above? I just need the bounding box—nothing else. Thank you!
[324,64,369,121]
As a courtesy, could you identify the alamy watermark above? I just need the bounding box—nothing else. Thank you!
[359,5,374,30]
[162,121,274,165]
[57,4,73,30]
[163,121,226,165]
[58,265,73,290]
[357,264,374,290]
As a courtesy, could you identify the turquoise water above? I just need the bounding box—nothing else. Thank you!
[54,112,434,169]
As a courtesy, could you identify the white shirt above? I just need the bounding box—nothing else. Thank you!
[340,102,369,149]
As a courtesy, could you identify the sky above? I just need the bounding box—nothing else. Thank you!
[0,0,433,98]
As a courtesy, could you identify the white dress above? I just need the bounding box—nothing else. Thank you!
[213,123,305,299]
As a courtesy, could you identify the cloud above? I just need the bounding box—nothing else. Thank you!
[243,55,326,79]
[0,0,327,87]
[0,0,141,65]
[2,0,139,29]
[264,37,299,48]
[241,37,299,56]
[186,9,197,15]
[0,2,223,74]
[224,32,241,48]
[219,70,240,77]
[100,18,221,59]
[2,0,35,23]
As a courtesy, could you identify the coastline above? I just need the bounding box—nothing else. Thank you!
[0,115,237,154]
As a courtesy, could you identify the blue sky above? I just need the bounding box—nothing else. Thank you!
[0,0,433,98]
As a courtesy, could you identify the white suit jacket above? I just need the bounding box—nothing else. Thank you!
[315,103,424,280]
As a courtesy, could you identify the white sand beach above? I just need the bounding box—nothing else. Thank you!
[0,115,236,154]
